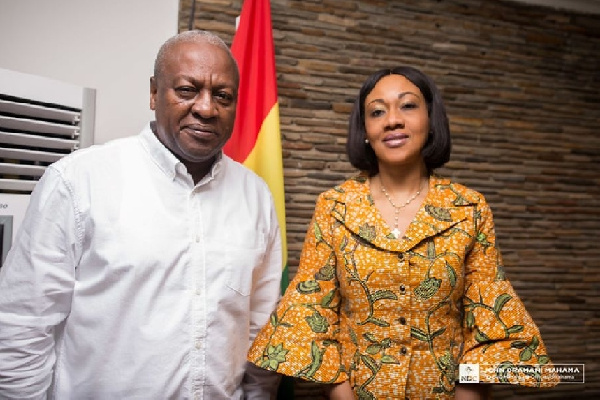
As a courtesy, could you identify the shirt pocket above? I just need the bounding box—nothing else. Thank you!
[224,245,266,296]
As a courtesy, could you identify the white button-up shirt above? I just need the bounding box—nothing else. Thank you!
[0,124,282,399]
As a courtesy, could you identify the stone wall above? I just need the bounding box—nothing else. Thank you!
[179,0,600,398]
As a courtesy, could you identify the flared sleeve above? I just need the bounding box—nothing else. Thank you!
[459,198,559,387]
[247,192,348,384]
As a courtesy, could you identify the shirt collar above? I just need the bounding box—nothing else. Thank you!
[197,152,224,186]
[139,122,225,185]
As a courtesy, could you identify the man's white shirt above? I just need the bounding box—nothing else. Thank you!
[0,124,282,399]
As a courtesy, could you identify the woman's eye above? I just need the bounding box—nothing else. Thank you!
[401,102,418,110]
[369,109,385,117]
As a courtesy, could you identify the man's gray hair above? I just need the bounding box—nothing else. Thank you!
[153,30,239,84]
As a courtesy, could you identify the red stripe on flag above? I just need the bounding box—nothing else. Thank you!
[224,0,278,163]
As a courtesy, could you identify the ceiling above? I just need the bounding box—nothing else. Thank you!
[510,0,600,14]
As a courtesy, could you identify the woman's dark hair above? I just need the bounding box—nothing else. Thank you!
[346,66,451,176]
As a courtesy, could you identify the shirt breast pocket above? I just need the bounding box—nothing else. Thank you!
[223,245,266,297]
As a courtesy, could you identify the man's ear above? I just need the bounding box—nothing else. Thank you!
[150,76,157,111]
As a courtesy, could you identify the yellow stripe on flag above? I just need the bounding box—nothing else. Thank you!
[227,0,289,292]
[243,104,288,286]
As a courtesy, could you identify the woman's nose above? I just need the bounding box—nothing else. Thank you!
[386,107,405,128]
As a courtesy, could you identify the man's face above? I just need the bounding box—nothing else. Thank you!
[150,40,238,168]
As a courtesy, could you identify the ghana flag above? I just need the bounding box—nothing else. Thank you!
[224,0,289,292]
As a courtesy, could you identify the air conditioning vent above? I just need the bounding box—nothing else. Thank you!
[0,68,95,194]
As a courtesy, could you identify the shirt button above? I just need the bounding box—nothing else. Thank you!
[399,317,406,325]
[401,346,408,355]
[398,253,404,261]
[399,284,406,293]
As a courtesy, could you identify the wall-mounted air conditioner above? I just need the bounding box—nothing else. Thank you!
[0,67,96,193]
[0,68,96,268]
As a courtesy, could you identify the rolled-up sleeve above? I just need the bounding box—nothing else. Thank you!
[0,167,79,399]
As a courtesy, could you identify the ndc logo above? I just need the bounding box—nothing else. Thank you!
[459,364,480,383]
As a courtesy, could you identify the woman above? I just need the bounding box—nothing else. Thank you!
[248,67,558,399]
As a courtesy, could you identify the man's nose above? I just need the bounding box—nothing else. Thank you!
[191,91,216,118]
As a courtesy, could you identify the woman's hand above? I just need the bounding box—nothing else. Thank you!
[327,381,354,400]
[455,384,491,400]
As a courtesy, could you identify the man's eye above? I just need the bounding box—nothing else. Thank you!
[215,92,234,104]
[176,87,196,96]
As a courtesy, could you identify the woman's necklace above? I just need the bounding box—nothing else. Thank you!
[380,179,424,239]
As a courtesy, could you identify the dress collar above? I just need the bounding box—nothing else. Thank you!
[328,174,480,252]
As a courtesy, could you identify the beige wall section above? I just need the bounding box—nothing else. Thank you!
[0,0,179,144]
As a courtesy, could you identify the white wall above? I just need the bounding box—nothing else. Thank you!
[0,0,179,144]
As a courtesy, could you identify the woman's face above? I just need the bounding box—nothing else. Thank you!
[364,74,429,171]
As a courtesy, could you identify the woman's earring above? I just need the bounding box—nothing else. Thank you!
[364,139,369,144]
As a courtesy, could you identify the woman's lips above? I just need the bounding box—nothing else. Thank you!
[383,133,408,147]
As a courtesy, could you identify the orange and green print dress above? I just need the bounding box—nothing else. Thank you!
[248,174,559,399]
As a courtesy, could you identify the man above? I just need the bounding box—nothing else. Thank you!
[0,30,282,399]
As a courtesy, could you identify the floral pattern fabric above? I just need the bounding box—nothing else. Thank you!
[248,174,558,399]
